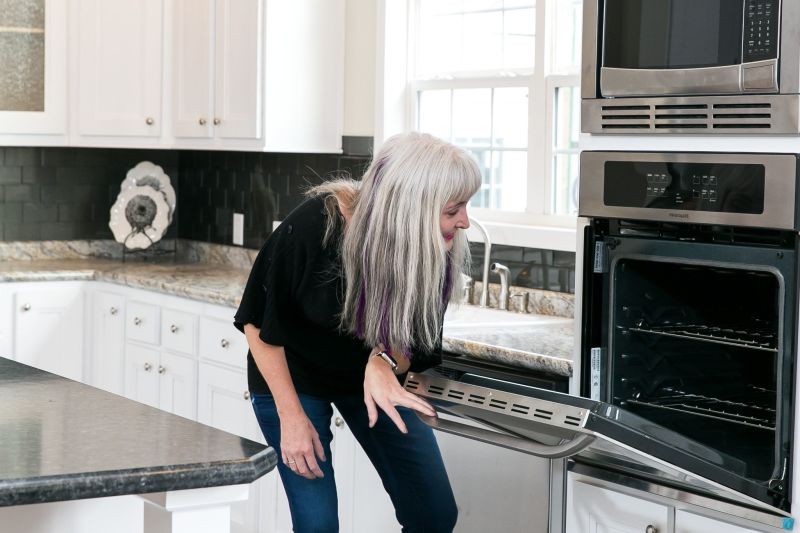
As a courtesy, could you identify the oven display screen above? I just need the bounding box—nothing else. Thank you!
[603,161,765,213]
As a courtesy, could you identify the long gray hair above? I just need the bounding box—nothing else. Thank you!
[309,132,481,356]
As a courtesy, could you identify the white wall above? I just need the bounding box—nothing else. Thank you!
[343,0,376,137]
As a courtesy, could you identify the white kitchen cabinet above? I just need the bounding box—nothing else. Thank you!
[74,0,163,141]
[263,0,344,153]
[675,510,764,533]
[0,0,67,139]
[566,476,670,533]
[89,290,126,395]
[13,282,86,382]
[171,0,262,144]
[124,342,197,419]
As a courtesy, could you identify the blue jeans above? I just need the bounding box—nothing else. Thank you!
[251,392,458,533]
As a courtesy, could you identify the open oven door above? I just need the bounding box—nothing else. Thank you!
[404,369,793,525]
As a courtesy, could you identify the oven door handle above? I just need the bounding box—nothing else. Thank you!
[415,412,596,459]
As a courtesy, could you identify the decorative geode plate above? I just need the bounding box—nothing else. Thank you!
[120,161,176,223]
[109,186,170,250]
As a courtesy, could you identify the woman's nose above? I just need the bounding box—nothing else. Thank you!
[459,211,470,229]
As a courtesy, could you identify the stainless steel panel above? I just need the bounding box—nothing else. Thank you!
[581,0,599,99]
[581,94,800,134]
[779,0,800,94]
[578,151,797,229]
[600,63,766,98]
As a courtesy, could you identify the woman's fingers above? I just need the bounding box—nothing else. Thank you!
[364,392,379,428]
[312,432,327,463]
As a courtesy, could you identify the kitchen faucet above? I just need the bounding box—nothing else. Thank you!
[490,263,510,310]
[468,217,491,307]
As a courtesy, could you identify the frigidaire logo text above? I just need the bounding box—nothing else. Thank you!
[668,213,690,219]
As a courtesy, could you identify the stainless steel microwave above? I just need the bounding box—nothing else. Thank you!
[582,0,800,134]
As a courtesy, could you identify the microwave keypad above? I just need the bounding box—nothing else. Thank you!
[744,0,779,61]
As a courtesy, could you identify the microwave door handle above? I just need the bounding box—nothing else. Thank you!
[415,412,596,459]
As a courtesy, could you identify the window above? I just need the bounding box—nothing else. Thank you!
[410,0,582,224]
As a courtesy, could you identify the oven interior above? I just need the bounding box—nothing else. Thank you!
[611,259,781,481]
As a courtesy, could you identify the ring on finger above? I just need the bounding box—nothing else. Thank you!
[286,459,296,465]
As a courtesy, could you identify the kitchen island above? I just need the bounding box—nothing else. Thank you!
[0,356,276,533]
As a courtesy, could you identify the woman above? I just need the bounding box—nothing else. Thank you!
[234,132,481,532]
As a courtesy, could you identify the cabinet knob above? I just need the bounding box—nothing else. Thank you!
[21,303,31,312]
[334,417,344,428]
[109,307,118,315]
[133,317,142,326]
[645,526,658,533]
[145,117,154,125]
[213,118,221,125]
[199,117,207,126]
[144,362,152,371]
[170,324,179,333]
[220,338,230,349]
[158,365,166,375]
[243,391,251,400]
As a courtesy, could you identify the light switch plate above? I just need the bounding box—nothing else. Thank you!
[233,213,244,245]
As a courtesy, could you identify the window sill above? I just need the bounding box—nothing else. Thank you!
[465,220,577,252]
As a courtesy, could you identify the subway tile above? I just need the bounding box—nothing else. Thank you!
[22,166,56,184]
[4,147,40,167]
[4,223,41,240]
[23,203,58,223]
[0,167,22,184]
[4,184,38,202]
[0,203,22,223]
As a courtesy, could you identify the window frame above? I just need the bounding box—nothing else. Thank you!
[375,0,580,251]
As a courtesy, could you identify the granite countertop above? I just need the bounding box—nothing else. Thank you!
[0,257,575,377]
[0,357,276,507]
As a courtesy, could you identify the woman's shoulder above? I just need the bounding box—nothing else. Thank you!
[272,196,330,246]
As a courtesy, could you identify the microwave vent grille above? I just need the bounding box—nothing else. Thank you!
[598,101,776,132]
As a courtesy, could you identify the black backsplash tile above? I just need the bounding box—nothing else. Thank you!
[0,136,575,293]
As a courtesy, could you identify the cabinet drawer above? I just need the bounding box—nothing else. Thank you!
[199,316,246,369]
[161,308,197,355]
[126,301,159,345]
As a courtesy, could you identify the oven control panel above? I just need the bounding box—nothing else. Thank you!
[744,0,780,62]
[604,161,765,214]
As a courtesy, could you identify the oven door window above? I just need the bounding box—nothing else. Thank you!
[611,258,782,485]
[603,0,744,69]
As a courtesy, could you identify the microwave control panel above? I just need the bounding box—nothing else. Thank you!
[744,0,780,61]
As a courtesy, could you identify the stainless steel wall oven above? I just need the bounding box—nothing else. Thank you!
[405,151,800,531]
[581,0,800,133]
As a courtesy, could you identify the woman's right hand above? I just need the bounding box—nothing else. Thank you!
[279,411,326,479]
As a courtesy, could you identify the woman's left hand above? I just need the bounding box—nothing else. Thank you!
[363,354,436,433]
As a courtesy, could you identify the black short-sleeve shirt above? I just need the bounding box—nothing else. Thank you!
[234,196,442,398]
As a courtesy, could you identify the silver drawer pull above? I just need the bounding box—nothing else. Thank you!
[133,317,142,326]
[21,303,31,312]
[144,362,152,371]
[158,365,166,375]
[213,118,221,125]
[145,117,154,125]
[110,307,118,315]
[334,417,344,428]
[199,117,207,125]
[645,526,658,533]
[170,324,179,333]
[243,391,251,400]
[220,339,230,349]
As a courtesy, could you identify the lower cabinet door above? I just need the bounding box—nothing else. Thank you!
[158,351,198,420]
[124,343,160,408]
[90,290,126,394]
[566,476,670,533]
[675,510,765,533]
[15,284,85,381]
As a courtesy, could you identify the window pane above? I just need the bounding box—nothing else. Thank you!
[553,153,579,215]
[550,0,582,73]
[503,7,535,68]
[0,0,45,112]
[416,0,536,76]
[493,150,527,211]
[452,88,491,147]
[554,86,580,150]
[468,148,492,208]
[418,90,452,141]
[493,87,528,148]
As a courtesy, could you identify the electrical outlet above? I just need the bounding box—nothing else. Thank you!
[233,213,244,246]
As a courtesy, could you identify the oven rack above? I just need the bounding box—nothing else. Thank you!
[628,323,777,352]
[626,389,775,430]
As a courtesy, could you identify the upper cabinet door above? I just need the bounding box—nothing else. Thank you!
[171,0,214,139]
[76,0,163,138]
[214,0,261,140]
[264,0,344,153]
[0,0,67,135]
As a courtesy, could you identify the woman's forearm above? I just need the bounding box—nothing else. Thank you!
[244,324,304,418]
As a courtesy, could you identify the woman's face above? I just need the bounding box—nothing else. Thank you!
[440,200,470,251]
